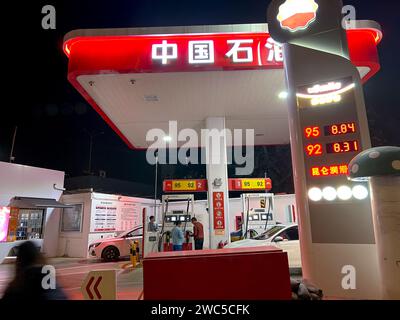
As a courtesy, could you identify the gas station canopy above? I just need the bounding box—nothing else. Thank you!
[64,23,381,149]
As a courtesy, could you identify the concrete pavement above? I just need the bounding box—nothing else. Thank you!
[0,257,144,300]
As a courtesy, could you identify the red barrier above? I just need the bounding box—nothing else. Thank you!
[143,246,292,300]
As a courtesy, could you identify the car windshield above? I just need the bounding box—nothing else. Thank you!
[118,226,142,238]
[253,225,286,240]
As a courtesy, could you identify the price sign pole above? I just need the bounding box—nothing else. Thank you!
[268,0,381,298]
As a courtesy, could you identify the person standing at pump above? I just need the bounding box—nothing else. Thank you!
[171,221,184,251]
[191,217,204,250]
[148,216,158,232]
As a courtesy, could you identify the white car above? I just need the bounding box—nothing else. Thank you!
[225,224,301,269]
[88,226,144,261]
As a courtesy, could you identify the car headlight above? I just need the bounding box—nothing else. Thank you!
[89,243,101,249]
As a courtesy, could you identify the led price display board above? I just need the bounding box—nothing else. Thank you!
[324,122,356,136]
[326,140,359,154]
[297,76,364,186]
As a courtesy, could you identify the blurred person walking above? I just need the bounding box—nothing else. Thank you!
[1,241,67,301]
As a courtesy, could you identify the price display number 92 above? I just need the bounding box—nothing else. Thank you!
[306,144,323,156]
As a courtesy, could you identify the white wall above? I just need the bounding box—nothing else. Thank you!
[57,193,92,258]
[0,162,64,207]
[0,162,65,262]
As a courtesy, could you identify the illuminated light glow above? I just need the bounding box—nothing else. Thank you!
[311,94,341,106]
[307,82,342,94]
[322,187,337,201]
[296,83,355,99]
[226,39,254,63]
[152,40,178,64]
[337,186,353,201]
[64,44,71,56]
[352,185,369,200]
[163,136,172,142]
[0,207,10,242]
[278,91,288,99]
[277,0,319,33]
[308,187,322,202]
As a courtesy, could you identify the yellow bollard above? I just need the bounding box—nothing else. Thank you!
[130,241,137,268]
[134,240,140,262]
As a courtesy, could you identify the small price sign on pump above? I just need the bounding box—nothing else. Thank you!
[228,178,273,191]
[172,180,196,191]
[163,179,208,193]
[242,179,266,189]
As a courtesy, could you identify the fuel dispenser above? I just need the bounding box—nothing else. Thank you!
[241,193,276,238]
[158,194,195,252]
[142,205,161,258]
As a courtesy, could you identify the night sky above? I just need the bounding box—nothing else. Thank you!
[1,0,399,194]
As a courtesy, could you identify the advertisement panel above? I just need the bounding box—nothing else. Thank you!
[0,207,10,242]
[90,199,141,233]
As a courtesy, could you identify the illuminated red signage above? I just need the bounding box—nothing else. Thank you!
[324,122,357,136]
[326,140,359,154]
[304,126,321,139]
[305,143,323,156]
[212,192,225,230]
[311,164,349,177]
[277,0,319,32]
[304,122,359,157]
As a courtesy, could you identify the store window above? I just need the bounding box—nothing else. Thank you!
[61,204,83,232]
[16,209,45,240]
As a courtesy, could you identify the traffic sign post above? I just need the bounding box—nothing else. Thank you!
[81,270,117,300]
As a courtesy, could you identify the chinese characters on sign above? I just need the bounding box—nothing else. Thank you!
[311,164,349,177]
[188,40,214,64]
[212,192,225,232]
[151,37,283,66]
[152,40,177,64]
